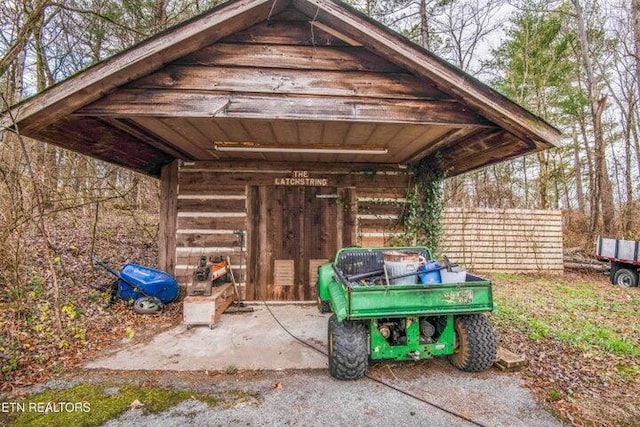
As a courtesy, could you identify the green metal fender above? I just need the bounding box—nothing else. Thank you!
[327,280,349,321]
[317,263,348,320]
[316,263,334,301]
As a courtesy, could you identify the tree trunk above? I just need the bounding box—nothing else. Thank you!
[624,110,634,235]
[632,109,640,179]
[153,0,168,30]
[522,156,529,207]
[536,152,549,209]
[0,0,50,77]
[633,0,640,183]
[420,0,430,49]
[634,0,640,108]
[33,6,57,208]
[572,0,614,239]
[571,126,585,212]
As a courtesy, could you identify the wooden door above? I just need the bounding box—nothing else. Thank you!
[246,185,356,300]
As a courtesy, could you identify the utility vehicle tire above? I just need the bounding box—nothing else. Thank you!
[449,314,496,372]
[319,300,332,314]
[613,268,638,288]
[328,314,368,380]
[133,296,163,314]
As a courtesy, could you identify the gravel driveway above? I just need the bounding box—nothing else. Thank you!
[73,304,563,426]
[74,362,562,427]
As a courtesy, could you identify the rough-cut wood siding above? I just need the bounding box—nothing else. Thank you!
[174,161,408,300]
[174,160,563,298]
[356,191,405,247]
[441,208,563,272]
[357,204,563,273]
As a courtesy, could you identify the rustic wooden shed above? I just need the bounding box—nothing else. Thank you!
[1,0,560,300]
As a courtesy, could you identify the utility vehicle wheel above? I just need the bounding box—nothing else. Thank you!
[319,300,332,314]
[133,296,163,314]
[449,314,496,372]
[613,268,638,288]
[328,314,368,380]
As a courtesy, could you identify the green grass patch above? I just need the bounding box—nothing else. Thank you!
[488,272,521,282]
[546,389,563,402]
[555,285,597,299]
[526,319,551,340]
[492,276,640,357]
[1,383,260,427]
[555,324,640,356]
[615,364,640,382]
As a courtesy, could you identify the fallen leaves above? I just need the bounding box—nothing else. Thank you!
[490,271,640,426]
[0,209,182,394]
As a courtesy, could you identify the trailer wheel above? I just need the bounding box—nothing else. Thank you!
[613,268,638,288]
[449,314,496,372]
[328,314,368,380]
[133,296,163,314]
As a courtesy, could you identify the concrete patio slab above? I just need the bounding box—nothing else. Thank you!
[81,303,563,426]
[86,304,330,371]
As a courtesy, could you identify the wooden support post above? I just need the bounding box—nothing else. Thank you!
[343,188,357,247]
[159,160,178,275]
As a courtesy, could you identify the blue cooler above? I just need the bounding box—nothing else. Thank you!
[418,261,441,284]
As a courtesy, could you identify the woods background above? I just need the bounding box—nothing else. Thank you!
[1,0,639,354]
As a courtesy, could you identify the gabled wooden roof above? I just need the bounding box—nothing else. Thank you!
[1,0,560,177]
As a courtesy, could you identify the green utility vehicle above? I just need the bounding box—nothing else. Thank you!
[317,246,496,380]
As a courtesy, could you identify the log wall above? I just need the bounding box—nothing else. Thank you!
[174,161,409,300]
[173,161,564,299]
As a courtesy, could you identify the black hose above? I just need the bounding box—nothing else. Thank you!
[261,300,488,427]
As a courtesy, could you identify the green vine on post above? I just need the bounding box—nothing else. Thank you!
[397,158,446,258]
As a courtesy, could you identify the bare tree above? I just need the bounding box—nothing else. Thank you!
[434,0,505,74]
[571,0,615,239]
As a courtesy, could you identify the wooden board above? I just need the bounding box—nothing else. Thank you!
[274,260,295,287]
[440,208,563,272]
[159,161,178,274]
[129,65,446,101]
[79,89,486,126]
[353,204,563,273]
[494,347,528,371]
[183,283,235,329]
[175,43,405,73]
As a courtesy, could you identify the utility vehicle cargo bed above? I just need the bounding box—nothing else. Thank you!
[318,247,493,321]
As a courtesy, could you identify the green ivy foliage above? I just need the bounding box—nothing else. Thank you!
[397,158,445,257]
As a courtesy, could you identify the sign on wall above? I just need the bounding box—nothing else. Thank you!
[274,170,328,187]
